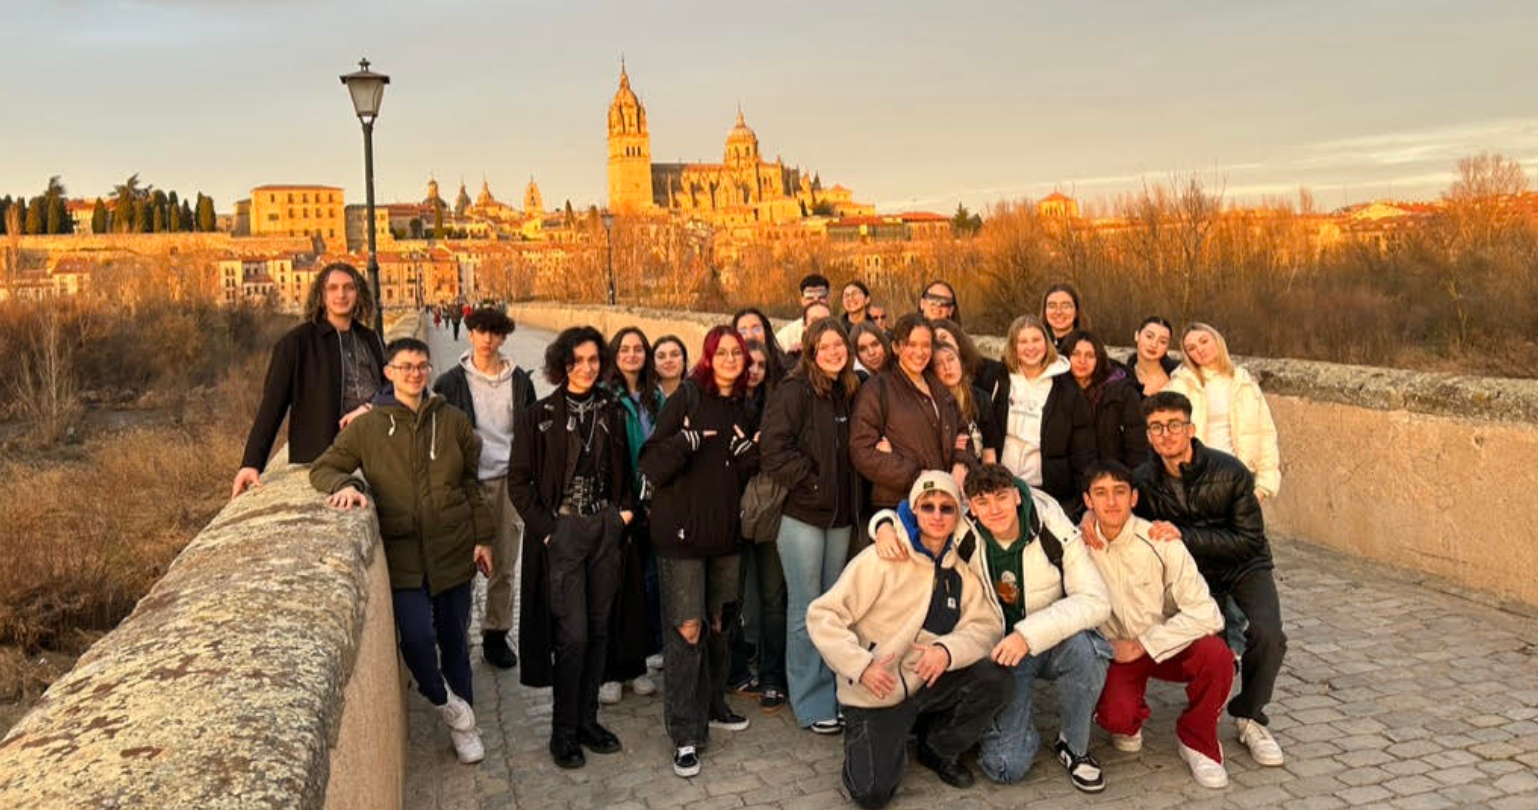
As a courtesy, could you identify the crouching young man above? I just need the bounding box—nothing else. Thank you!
[310,337,494,765]
[808,471,1011,810]
[874,463,1112,792]
[1081,460,1235,788]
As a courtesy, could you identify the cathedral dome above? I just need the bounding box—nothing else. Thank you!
[726,109,757,145]
[724,108,760,165]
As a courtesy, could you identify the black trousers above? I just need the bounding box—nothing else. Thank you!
[841,661,1013,810]
[547,509,624,738]
[1224,568,1287,725]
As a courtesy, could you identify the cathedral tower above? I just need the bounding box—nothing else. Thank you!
[607,61,654,213]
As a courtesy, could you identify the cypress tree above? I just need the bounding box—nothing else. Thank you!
[136,198,152,232]
[196,194,215,232]
[26,197,45,234]
[167,191,181,232]
[181,200,195,231]
[0,197,9,235]
[92,199,108,234]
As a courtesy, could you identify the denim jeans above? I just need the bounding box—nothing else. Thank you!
[977,629,1110,784]
[658,554,740,747]
[392,581,473,707]
[776,514,852,727]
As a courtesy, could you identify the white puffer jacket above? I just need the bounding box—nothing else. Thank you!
[1165,364,1281,499]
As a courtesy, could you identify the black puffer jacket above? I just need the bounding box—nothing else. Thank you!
[760,374,859,530]
[1087,371,1150,467]
[1133,439,1272,596]
[640,381,761,559]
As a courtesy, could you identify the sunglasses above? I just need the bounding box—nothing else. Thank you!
[917,502,957,516]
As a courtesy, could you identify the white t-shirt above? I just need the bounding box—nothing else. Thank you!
[1002,372,1051,485]
[1204,374,1234,453]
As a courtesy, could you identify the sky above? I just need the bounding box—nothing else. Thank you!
[3,0,1536,216]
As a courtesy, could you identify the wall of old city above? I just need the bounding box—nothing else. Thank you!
[0,311,426,810]
[507,302,1538,612]
[18,232,314,258]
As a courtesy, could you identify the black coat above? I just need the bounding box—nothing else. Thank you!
[241,319,385,469]
[508,386,636,688]
[1127,354,1180,399]
[975,358,1009,457]
[1133,439,1273,596]
[639,381,761,559]
[1088,372,1150,468]
[760,375,860,529]
[432,361,536,429]
[994,372,1096,514]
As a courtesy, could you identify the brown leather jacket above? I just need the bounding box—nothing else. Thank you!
[849,368,976,508]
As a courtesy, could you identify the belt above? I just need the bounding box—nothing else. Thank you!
[557,499,610,517]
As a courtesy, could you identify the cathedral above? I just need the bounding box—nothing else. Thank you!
[606,64,866,224]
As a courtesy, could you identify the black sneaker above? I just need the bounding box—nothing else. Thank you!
[728,674,761,695]
[577,722,622,754]
[1053,736,1106,793]
[550,733,585,769]
[673,745,701,777]
[482,630,518,669]
[915,744,974,789]
[759,688,787,714]
[709,709,750,732]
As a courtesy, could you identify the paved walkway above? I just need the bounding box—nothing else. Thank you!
[414,320,1538,810]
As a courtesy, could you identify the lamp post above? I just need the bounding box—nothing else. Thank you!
[340,58,390,334]
[600,210,616,305]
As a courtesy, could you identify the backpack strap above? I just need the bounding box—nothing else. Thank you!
[1028,503,1065,579]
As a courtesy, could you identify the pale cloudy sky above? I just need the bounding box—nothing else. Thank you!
[3,0,1535,215]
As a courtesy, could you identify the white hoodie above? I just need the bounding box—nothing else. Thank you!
[461,351,516,479]
[1001,356,1071,486]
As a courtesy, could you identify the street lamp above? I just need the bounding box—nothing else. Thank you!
[600,210,616,306]
[340,58,390,334]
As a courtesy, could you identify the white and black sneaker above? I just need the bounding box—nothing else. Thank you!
[1053,735,1106,793]
[809,718,843,735]
[673,745,701,778]
[709,709,750,732]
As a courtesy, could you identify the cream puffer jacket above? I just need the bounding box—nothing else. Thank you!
[1086,515,1225,663]
[807,539,1002,710]
[1164,364,1281,498]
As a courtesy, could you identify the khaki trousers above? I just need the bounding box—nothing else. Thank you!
[479,477,524,633]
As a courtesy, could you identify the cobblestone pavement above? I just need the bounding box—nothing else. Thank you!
[414,320,1538,810]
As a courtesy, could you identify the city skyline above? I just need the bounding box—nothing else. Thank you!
[3,1,1535,214]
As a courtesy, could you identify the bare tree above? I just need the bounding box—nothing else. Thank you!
[13,308,82,446]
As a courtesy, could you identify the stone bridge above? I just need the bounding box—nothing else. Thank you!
[1,303,1536,810]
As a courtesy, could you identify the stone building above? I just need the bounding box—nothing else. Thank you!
[249,184,345,252]
[605,65,870,224]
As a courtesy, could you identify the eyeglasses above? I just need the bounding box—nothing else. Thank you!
[1146,420,1191,436]
[921,294,955,307]
[390,362,433,376]
[917,502,958,516]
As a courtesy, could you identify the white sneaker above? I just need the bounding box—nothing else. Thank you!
[598,681,623,705]
[1235,717,1285,766]
[646,653,665,671]
[1178,742,1229,789]
[450,726,485,764]
[631,674,657,696]
[1110,730,1143,752]
[437,692,475,732]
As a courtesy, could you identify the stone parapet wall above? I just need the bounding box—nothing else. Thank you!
[0,453,405,809]
[507,301,1538,609]
[20,233,314,257]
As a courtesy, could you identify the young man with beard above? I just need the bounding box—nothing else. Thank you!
[509,326,638,769]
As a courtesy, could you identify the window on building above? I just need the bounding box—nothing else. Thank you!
[287,194,293,203]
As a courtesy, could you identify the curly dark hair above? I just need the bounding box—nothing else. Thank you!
[303,262,375,327]
[962,463,1018,499]
[464,307,515,335]
[543,325,608,386]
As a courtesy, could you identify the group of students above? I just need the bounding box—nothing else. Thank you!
[233,263,1287,805]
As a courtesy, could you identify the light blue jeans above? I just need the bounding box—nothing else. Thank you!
[776,514,852,727]
[978,629,1111,784]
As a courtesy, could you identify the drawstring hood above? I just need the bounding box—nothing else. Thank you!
[388,413,397,436]
[373,387,441,460]
[430,411,438,460]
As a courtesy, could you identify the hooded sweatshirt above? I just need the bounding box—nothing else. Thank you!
[1002,356,1071,486]
[459,351,516,479]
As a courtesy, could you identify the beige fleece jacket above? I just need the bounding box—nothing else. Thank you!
[1087,515,1225,663]
[807,541,1002,710]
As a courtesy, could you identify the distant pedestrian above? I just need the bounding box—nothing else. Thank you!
[310,336,494,765]
[450,307,463,341]
[232,262,384,498]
